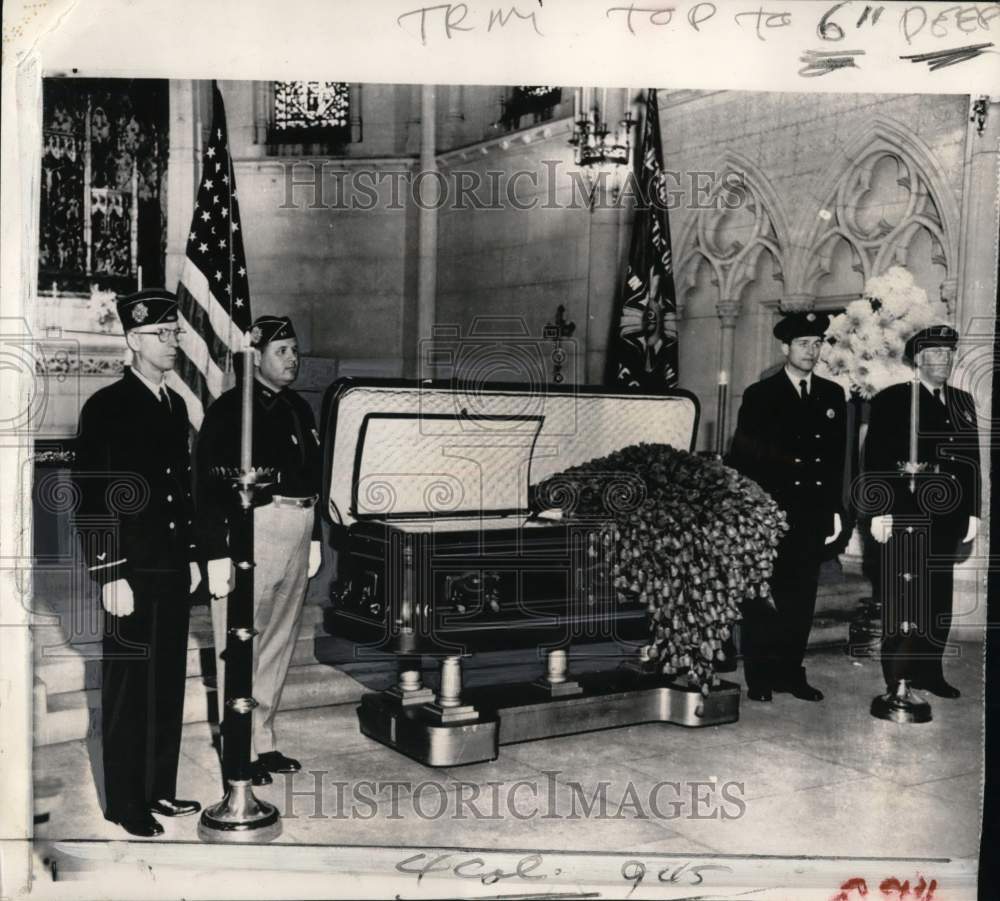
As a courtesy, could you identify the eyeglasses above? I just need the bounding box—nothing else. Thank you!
[132,327,186,344]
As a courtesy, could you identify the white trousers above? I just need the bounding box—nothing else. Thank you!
[212,502,313,755]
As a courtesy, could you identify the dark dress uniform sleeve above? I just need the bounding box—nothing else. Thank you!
[193,390,240,562]
[72,393,129,587]
[727,382,770,488]
[863,384,907,517]
[950,387,981,522]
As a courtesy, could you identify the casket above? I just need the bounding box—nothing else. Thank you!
[321,378,739,765]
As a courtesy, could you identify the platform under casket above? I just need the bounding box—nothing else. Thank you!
[322,379,740,766]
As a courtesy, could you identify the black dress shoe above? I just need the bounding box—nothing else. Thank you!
[747,686,772,702]
[779,681,824,702]
[918,680,961,699]
[150,798,201,817]
[256,750,301,774]
[105,811,164,838]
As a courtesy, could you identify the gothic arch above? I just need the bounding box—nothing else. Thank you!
[786,116,961,299]
[676,151,790,311]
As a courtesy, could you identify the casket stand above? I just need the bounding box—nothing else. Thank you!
[321,379,741,767]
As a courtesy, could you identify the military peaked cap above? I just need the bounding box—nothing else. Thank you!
[117,289,179,332]
[904,324,958,363]
[249,315,297,348]
[773,311,830,343]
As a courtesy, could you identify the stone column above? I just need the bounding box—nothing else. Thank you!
[416,85,439,376]
[165,80,211,290]
[779,292,815,313]
[714,299,741,452]
[951,95,1000,617]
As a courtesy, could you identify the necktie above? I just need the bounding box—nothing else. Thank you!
[159,387,172,412]
[933,388,943,406]
[799,379,809,401]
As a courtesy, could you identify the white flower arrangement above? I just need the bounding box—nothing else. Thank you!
[816,266,950,399]
[91,284,120,333]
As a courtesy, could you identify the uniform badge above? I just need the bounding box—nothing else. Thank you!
[133,302,148,324]
[806,313,816,322]
[250,326,262,346]
[291,434,298,445]
[826,408,836,419]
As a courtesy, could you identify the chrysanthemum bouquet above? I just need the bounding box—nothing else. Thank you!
[816,266,949,399]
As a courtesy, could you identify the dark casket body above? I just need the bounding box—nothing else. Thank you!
[322,379,700,655]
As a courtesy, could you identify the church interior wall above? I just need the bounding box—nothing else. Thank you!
[31,78,997,625]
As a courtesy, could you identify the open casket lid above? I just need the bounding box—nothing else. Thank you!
[321,379,700,527]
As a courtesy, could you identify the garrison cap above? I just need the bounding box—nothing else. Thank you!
[117,289,179,332]
[904,324,958,364]
[773,311,830,343]
[249,315,297,348]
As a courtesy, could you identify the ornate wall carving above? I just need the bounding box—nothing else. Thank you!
[785,116,960,305]
[675,151,789,313]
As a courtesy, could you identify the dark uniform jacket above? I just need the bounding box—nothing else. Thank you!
[195,378,322,561]
[72,367,197,586]
[728,369,847,532]
[863,381,980,535]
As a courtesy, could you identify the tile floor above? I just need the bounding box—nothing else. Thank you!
[33,644,984,863]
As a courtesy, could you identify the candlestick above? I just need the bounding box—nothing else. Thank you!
[908,369,919,493]
[240,343,253,473]
[573,87,580,121]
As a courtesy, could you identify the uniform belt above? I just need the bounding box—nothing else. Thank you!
[268,494,318,509]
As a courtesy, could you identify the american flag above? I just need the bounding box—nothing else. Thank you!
[607,88,679,392]
[168,83,251,429]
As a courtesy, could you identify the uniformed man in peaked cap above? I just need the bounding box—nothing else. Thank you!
[728,311,847,702]
[865,324,980,700]
[72,289,202,837]
[195,314,322,785]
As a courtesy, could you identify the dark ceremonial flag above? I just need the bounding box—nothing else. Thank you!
[169,83,252,429]
[609,88,679,391]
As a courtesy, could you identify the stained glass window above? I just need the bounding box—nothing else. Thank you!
[39,78,168,295]
[502,86,562,130]
[271,81,351,143]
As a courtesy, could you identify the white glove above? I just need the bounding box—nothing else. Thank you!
[824,512,842,546]
[208,557,235,599]
[871,515,893,544]
[101,578,135,617]
[189,561,202,594]
[963,516,980,544]
[307,541,321,579]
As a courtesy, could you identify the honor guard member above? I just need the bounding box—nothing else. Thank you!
[196,315,322,785]
[865,325,980,699]
[728,311,847,702]
[72,289,202,837]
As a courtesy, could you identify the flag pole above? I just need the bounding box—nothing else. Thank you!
[198,84,281,844]
[198,325,281,847]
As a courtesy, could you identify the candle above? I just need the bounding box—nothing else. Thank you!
[240,339,254,473]
[909,369,919,470]
[573,87,580,121]
[137,264,143,291]
[601,87,608,121]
